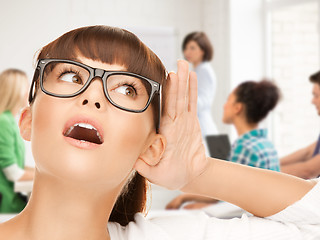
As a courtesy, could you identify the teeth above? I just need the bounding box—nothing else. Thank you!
[75,123,97,130]
[65,122,103,143]
[65,126,74,136]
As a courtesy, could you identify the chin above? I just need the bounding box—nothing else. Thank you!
[34,147,133,188]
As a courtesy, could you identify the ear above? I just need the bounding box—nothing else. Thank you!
[19,107,32,141]
[135,134,166,170]
[234,102,244,115]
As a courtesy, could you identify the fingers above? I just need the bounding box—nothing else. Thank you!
[176,60,189,115]
[163,72,178,120]
[183,202,210,210]
[189,71,198,114]
[162,60,197,119]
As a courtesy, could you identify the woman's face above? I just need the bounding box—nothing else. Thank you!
[222,90,239,124]
[312,83,320,115]
[26,57,158,190]
[183,40,204,66]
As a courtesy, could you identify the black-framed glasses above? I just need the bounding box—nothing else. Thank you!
[29,59,161,128]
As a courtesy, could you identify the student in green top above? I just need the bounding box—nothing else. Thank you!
[0,69,34,213]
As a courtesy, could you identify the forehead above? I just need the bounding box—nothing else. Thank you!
[186,40,200,48]
[312,84,320,94]
[228,90,237,99]
[77,56,126,71]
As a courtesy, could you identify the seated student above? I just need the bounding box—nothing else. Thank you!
[0,69,34,213]
[224,80,280,170]
[167,80,281,210]
[0,26,319,240]
[281,70,320,179]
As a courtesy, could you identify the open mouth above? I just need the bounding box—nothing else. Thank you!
[63,123,103,145]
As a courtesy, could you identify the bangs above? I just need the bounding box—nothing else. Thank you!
[38,26,166,85]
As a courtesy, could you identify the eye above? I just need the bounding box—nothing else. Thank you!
[114,85,137,97]
[59,72,83,84]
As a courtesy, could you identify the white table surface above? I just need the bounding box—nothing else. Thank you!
[14,180,33,193]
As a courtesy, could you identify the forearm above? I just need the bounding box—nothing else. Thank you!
[281,143,315,166]
[24,166,35,171]
[281,152,305,166]
[18,168,34,181]
[281,156,320,179]
[181,194,218,204]
[182,157,315,217]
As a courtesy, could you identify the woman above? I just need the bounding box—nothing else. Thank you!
[0,69,34,213]
[223,80,280,171]
[182,32,218,137]
[0,26,319,240]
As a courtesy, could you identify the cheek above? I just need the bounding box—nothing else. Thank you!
[184,50,191,60]
[101,108,154,179]
[195,50,203,59]
[31,95,66,174]
[223,103,234,123]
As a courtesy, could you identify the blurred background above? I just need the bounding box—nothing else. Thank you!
[0,0,319,210]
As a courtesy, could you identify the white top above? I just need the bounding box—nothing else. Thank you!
[195,62,218,136]
[108,179,320,240]
[3,163,24,181]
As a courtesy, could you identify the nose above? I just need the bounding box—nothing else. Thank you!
[82,99,101,109]
[79,78,107,111]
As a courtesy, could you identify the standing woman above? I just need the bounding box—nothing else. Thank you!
[182,32,218,137]
[0,69,34,213]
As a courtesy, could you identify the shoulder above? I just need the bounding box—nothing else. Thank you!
[0,112,15,136]
[108,213,171,240]
[195,63,216,78]
[231,136,261,161]
[108,212,209,240]
[0,111,13,125]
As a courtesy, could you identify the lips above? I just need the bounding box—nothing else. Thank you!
[63,117,104,145]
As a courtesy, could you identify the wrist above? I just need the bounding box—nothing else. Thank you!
[180,157,214,194]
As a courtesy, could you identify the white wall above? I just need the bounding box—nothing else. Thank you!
[203,0,231,135]
[267,0,320,156]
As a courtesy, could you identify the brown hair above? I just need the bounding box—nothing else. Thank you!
[182,32,214,61]
[33,25,167,226]
[234,80,281,124]
[310,70,320,85]
[0,69,28,115]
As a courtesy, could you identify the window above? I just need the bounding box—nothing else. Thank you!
[266,0,320,156]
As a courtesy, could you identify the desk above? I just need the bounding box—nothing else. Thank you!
[14,181,33,199]
[0,214,16,223]
[147,201,248,220]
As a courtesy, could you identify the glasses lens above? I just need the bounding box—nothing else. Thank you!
[106,74,152,111]
[42,62,90,96]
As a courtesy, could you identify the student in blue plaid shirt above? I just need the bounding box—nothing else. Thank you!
[224,80,280,171]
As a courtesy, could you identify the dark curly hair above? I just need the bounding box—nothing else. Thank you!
[234,80,281,124]
[309,71,320,85]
